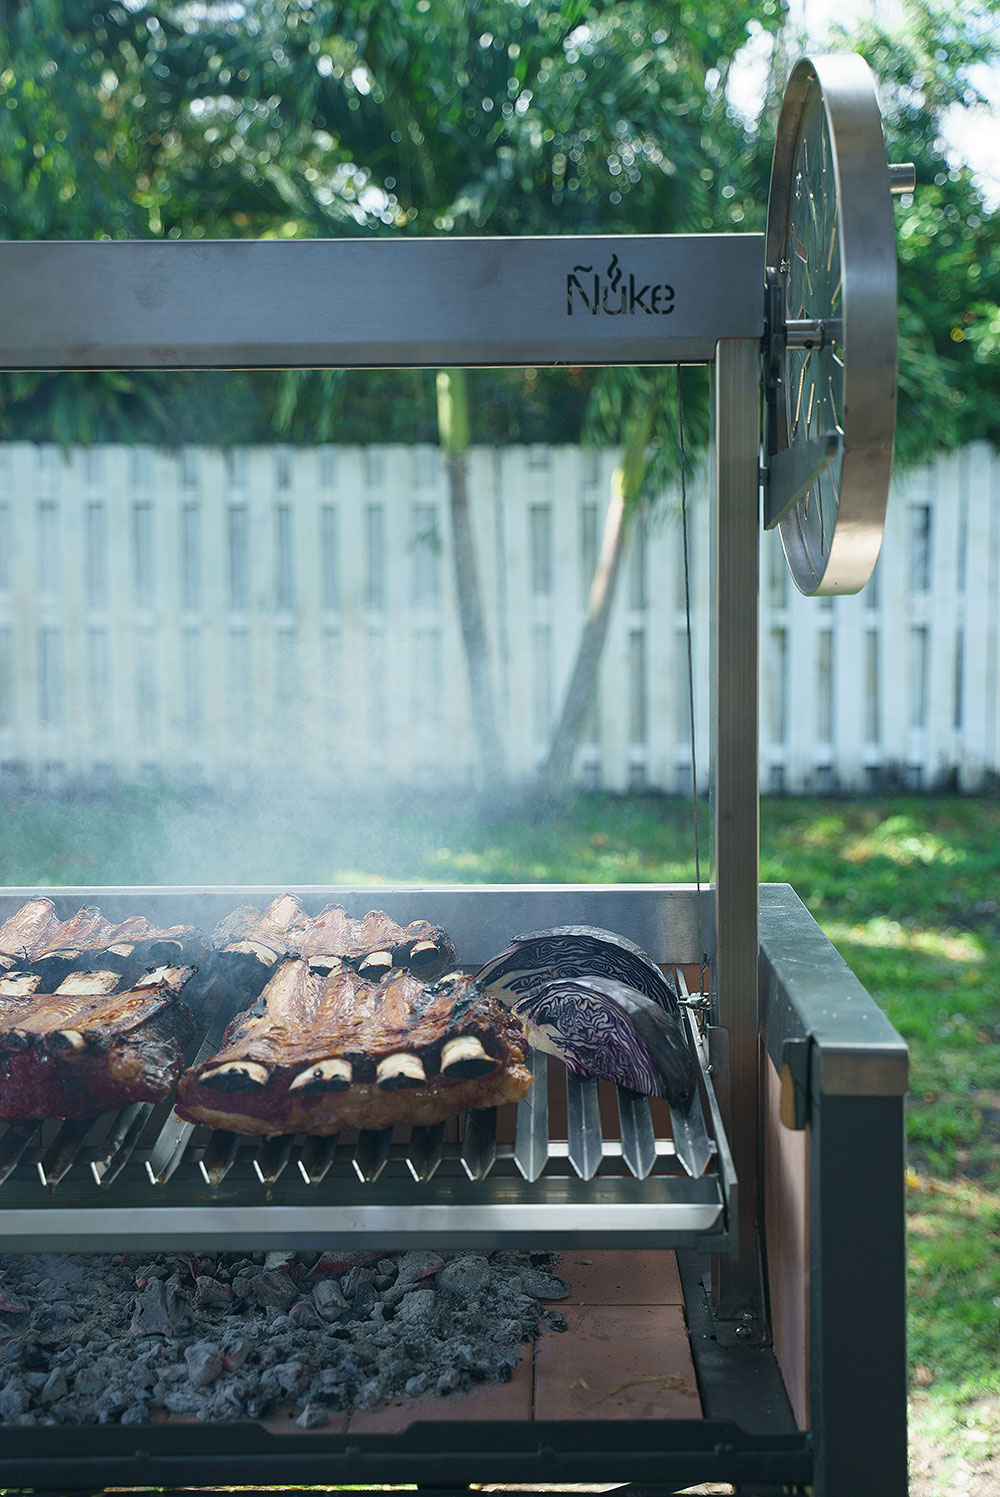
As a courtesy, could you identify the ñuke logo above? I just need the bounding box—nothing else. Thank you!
[566,253,675,316]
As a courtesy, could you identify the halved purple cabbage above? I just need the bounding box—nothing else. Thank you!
[472,924,679,1012]
[509,974,695,1104]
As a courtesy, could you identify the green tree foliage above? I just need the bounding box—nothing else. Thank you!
[842,2,1000,461]
[0,0,996,459]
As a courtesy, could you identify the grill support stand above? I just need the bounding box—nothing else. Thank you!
[710,338,766,1337]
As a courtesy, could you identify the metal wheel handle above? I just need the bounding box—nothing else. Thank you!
[763,53,912,596]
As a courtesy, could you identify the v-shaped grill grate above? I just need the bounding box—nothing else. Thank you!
[0,971,736,1252]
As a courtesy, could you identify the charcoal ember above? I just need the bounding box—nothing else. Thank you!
[121,1402,151,1425]
[436,1254,491,1297]
[245,1391,276,1420]
[221,1338,251,1372]
[71,1366,106,1399]
[252,1271,297,1314]
[435,1367,462,1395]
[194,1276,231,1309]
[356,1377,382,1410]
[344,1284,377,1320]
[134,1262,168,1282]
[0,1381,28,1418]
[270,1360,307,1394]
[543,1311,568,1332]
[396,1250,443,1284]
[162,1389,207,1416]
[296,1401,329,1429]
[309,1250,381,1278]
[517,1269,571,1301]
[3,1338,47,1370]
[95,1384,131,1421]
[207,1380,247,1419]
[341,1265,376,1298]
[397,1288,437,1325]
[288,1299,322,1330]
[376,1257,398,1279]
[404,1371,431,1398]
[263,1250,295,1273]
[131,1275,191,1336]
[185,1342,224,1387]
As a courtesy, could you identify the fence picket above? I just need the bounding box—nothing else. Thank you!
[0,441,997,794]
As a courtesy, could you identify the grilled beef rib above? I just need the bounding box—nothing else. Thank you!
[0,966,196,1119]
[212,895,457,984]
[176,960,532,1134]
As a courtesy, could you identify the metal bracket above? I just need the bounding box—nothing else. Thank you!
[704,1252,772,1351]
[763,430,841,530]
[779,1036,811,1130]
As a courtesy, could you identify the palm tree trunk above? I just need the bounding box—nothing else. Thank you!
[437,368,506,787]
[538,406,653,795]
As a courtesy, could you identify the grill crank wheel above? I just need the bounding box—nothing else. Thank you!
[762,53,913,594]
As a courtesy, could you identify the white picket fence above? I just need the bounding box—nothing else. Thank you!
[0,440,997,793]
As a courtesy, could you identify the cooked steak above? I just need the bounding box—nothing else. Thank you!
[0,897,205,986]
[0,966,197,1120]
[211,895,457,983]
[175,960,532,1135]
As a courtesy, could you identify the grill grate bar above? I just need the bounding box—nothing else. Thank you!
[353,1127,392,1183]
[253,1134,294,1187]
[406,1122,446,1182]
[298,1134,338,1186]
[91,1102,154,1188]
[36,1118,93,1190]
[616,1086,658,1180]
[460,1106,497,1181]
[199,1130,241,1189]
[145,981,236,1186]
[565,1072,603,1180]
[513,1048,549,1181]
[0,1123,38,1185]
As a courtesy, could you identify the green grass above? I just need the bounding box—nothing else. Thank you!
[2,786,998,1489]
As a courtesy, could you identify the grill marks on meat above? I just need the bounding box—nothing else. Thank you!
[175,962,532,1135]
[0,897,205,986]
[212,895,457,985]
[0,966,197,1120]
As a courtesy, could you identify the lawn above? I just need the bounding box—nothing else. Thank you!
[1,786,998,1493]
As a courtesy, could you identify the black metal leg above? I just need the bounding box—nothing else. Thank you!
[810,1093,908,1496]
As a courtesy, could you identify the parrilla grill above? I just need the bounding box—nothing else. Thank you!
[0,56,912,1491]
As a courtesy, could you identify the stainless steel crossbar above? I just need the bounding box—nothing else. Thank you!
[0,234,763,370]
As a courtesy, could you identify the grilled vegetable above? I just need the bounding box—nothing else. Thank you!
[472,924,679,1012]
[505,973,695,1104]
[473,924,694,1102]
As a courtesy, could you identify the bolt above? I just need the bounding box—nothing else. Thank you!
[735,1313,755,1339]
